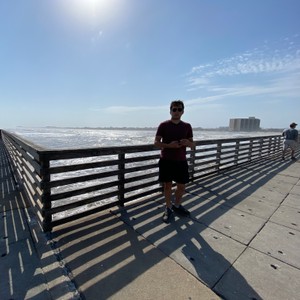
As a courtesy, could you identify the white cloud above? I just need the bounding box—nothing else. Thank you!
[184,35,300,110]
[187,35,300,84]
[186,77,210,91]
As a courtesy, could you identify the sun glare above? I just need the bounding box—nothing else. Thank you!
[59,0,122,28]
[73,0,111,15]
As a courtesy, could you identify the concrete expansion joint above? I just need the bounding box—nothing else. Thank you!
[26,207,82,300]
[45,234,83,299]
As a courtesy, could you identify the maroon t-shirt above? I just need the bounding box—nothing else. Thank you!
[156,120,193,161]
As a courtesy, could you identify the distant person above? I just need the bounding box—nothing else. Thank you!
[154,100,195,223]
[282,122,298,160]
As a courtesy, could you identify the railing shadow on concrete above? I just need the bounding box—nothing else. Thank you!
[1,129,283,233]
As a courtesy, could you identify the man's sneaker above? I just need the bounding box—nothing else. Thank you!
[282,156,285,161]
[172,205,190,216]
[291,157,297,161]
[162,207,173,223]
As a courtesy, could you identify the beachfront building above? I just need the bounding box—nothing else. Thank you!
[229,117,260,131]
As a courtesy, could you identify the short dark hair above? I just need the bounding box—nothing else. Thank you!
[170,100,184,110]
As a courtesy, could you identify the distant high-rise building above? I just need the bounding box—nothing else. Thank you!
[229,117,260,131]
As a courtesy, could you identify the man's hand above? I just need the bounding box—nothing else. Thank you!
[179,139,190,146]
[179,139,195,150]
[168,141,182,148]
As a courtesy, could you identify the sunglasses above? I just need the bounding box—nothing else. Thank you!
[171,107,183,112]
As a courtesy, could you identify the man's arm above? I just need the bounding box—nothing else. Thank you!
[282,129,286,137]
[154,135,164,149]
[188,138,196,150]
[294,129,298,141]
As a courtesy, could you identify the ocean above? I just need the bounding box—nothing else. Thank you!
[9,127,280,149]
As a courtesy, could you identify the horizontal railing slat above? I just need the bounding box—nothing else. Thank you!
[49,190,120,214]
[49,159,120,174]
[50,180,121,201]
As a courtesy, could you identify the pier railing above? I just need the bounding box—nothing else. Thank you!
[1,130,283,232]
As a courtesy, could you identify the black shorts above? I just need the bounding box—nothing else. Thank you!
[158,159,190,184]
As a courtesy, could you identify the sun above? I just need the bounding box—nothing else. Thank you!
[59,0,122,27]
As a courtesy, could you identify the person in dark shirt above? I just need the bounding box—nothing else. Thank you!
[154,100,195,223]
[282,122,298,160]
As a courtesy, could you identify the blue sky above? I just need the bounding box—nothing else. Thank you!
[1,0,299,129]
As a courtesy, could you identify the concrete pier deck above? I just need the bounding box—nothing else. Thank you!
[1,137,300,299]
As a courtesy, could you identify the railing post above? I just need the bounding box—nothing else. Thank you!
[278,136,283,154]
[189,149,196,181]
[248,139,253,162]
[259,138,263,158]
[234,141,240,165]
[268,137,273,157]
[118,153,125,206]
[273,136,280,156]
[216,142,222,170]
[40,154,52,232]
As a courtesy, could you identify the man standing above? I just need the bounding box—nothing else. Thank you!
[154,100,195,223]
[282,122,298,160]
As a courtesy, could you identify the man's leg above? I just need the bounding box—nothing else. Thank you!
[291,147,296,159]
[282,141,287,159]
[174,183,185,206]
[173,183,190,216]
[164,182,173,208]
[162,182,174,223]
